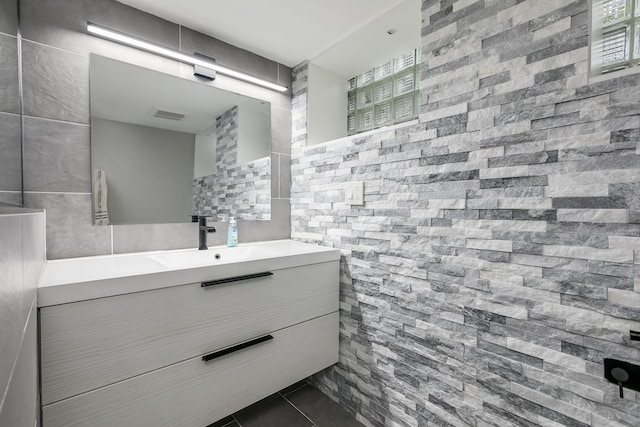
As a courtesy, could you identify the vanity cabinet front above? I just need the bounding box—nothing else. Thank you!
[39,260,339,427]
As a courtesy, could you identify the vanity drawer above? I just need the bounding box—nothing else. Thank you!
[40,261,338,405]
[42,312,338,427]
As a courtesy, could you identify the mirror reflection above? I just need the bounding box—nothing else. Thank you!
[90,54,271,225]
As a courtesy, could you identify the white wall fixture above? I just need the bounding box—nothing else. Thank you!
[86,23,288,92]
[344,181,364,205]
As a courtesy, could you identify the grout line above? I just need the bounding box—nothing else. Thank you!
[0,30,18,38]
[17,3,24,207]
[21,114,90,127]
[279,391,316,426]
[23,191,91,195]
[0,111,20,118]
[230,414,241,426]
[20,37,90,58]
[277,153,281,198]
[280,381,309,397]
[0,299,33,413]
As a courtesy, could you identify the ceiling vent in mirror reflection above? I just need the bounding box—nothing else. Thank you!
[149,107,187,121]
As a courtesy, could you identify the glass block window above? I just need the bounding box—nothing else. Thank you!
[592,0,640,74]
[347,49,420,135]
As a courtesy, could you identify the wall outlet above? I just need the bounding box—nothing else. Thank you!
[248,191,257,207]
[345,181,364,205]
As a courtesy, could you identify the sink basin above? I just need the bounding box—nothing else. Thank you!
[147,250,220,269]
[42,255,168,286]
[147,244,280,269]
[38,239,342,307]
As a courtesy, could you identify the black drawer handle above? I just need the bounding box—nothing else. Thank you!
[201,271,273,288]
[202,335,273,362]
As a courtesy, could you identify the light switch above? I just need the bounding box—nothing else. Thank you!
[248,191,257,206]
[345,181,364,205]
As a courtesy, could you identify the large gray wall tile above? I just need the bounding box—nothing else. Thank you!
[241,198,290,242]
[271,107,293,154]
[180,27,278,84]
[0,305,38,427]
[111,218,293,253]
[0,34,19,114]
[277,92,293,111]
[24,192,111,259]
[0,17,20,205]
[0,214,23,396]
[0,112,22,192]
[112,223,199,254]
[0,0,18,36]
[0,192,22,205]
[22,41,90,124]
[279,154,291,199]
[20,0,179,54]
[21,212,45,325]
[278,63,292,91]
[0,210,43,427]
[23,117,90,192]
[20,0,181,77]
[277,63,293,110]
[271,153,280,199]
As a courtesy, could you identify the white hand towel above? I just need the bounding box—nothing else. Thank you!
[93,168,110,225]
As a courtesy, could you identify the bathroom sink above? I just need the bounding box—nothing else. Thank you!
[42,255,167,286]
[147,244,280,269]
[39,239,342,307]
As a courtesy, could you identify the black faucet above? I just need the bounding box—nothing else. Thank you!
[197,216,216,250]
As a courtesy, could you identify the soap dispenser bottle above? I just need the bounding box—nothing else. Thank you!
[227,217,238,247]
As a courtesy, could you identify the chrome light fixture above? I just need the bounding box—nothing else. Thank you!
[86,23,288,92]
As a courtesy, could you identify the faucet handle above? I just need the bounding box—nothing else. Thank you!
[191,214,212,223]
[193,215,216,232]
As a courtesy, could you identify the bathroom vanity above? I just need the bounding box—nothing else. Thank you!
[37,240,340,427]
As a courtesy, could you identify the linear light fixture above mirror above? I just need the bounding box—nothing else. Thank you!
[86,23,288,92]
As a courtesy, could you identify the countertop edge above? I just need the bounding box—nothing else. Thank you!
[38,242,341,307]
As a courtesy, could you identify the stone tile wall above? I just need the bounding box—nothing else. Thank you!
[291,1,640,426]
[193,106,271,221]
[16,0,292,259]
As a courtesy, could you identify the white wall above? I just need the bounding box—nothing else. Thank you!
[194,123,217,178]
[237,104,270,165]
[92,118,195,224]
[307,63,347,145]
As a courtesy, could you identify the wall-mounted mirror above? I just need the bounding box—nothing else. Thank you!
[90,55,271,225]
[0,0,22,206]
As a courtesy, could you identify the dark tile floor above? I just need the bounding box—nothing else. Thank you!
[207,382,363,427]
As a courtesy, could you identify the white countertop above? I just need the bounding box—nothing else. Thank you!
[39,240,341,307]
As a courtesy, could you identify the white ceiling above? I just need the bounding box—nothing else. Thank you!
[116,0,421,78]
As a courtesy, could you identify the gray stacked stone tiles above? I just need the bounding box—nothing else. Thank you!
[193,106,271,221]
[291,1,640,426]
